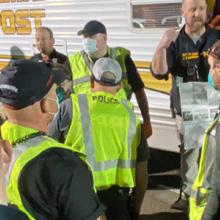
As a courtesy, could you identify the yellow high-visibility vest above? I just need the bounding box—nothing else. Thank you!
[2,122,71,220]
[68,47,132,99]
[65,92,141,190]
[189,115,220,220]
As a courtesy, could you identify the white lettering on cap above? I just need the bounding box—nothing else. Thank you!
[0,84,18,93]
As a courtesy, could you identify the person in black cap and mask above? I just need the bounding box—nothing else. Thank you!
[201,39,220,220]
[67,20,152,139]
[0,60,106,220]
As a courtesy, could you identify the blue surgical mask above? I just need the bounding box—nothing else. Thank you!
[82,38,97,54]
[208,72,214,89]
[56,87,65,104]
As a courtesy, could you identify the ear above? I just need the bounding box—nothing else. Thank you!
[52,37,55,45]
[181,5,185,17]
[117,83,121,91]
[40,99,47,114]
[103,34,107,42]
[91,78,95,88]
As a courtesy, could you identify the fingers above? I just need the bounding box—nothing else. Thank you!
[159,28,179,49]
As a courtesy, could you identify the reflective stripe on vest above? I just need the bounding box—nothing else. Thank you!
[1,121,41,183]
[72,49,127,86]
[72,75,91,86]
[7,135,71,220]
[189,115,220,220]
[78,94,136,171]
[64,92,140,189]
[69,47,131,98]
[72,72,127,86]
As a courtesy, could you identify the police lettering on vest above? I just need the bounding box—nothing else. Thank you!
[92,95,119,104]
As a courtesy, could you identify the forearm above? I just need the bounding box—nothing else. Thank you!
[133,161,148,213]
[134,89,150,123]
[0,140,11,205]
[0,165,9,205]
[135,89,152,138]
[151,45,168,75]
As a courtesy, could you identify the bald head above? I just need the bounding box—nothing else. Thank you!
[182,0,206,6]
[181,0,207,35]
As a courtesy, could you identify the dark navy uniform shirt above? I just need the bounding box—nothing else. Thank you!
[18,147,104,220]
[31,49,67,65]
[152,26,220,114]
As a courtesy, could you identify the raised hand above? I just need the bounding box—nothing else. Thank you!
[158,28,179,49]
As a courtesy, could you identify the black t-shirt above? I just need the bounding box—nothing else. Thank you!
[152,26,220,114]
[31,49,67,65]
[125,55,144,92]
[31,49,72,80]
[167,26,220,82]
[18,148,104,220]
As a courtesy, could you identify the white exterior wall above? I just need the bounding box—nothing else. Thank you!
[0,0,180,152]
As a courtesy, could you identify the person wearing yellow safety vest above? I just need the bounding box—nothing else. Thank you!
[0,140,29,220]
[189,40,220,220]
[66,20,152,139]
[48,57,149,220]
[0,60,106,220]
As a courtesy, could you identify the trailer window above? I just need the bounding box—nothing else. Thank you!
[130,1,182,29]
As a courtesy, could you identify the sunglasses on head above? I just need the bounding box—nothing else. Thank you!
[208,46,220,60]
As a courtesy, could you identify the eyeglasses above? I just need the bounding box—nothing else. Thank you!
[208,46,220,60]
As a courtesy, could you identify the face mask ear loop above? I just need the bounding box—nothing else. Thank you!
[44,96,59,116]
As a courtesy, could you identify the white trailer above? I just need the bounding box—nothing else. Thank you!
[0,0,182,152]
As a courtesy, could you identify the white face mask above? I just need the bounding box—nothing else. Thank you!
[82,38,97,54]
[45,96,59,119]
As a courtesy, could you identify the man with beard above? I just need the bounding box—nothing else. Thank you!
[151,0,220,211]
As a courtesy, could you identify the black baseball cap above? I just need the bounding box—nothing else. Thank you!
[209,40,220,60]
[77,20,107,37]
[0,60,67,110]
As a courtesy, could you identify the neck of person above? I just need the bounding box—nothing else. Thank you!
[8,118,48,133]
[92,82,120,95]
[41,48,54,58]
[185,25,206,38]
[5,108,48,134]
[90,46,108,59]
